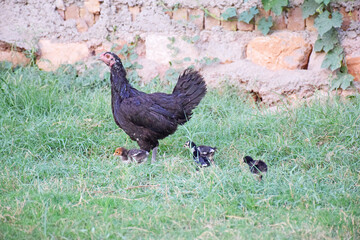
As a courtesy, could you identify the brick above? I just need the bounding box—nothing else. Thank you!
[84,0,100,14]
[247,32,312,70]
[92,39,127,56]
[308,49,326,70]
[339,8,358,30]
[271,12,286,30]
[172,8,188,21]
[237,21,254,31]
[305,16,316,32]
[76,19,88,32]
[221,8,237,31]
[346,56,360,82]
[37,39,89,71]
[55,0,65,10]
[80,7,95,27]
[164,11,173,18]
[205,7,220,30]
[57,9,65,20]
[221,20,237,31]
[189,9,204,30]
[287,7,305,31]
[129,6,141,21]
[94,13,100,23]
[65,4,79,20]
[0,50,30,66]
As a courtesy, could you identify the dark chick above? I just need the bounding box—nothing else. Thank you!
[184,141,211,167]
[243,156,268,179]
[114,147,149,164]
[197,145,217,164]
[101,52,207,163]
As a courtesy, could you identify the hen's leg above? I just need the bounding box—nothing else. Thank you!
[151,147,158,163]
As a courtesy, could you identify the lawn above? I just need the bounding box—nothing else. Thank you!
[0,63,359,239]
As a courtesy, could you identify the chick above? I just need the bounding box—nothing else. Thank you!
[184,141,211,167]
[197,145,217,164]
[184,141,217,163]
[243,156,268,180]
[113,147,149,164]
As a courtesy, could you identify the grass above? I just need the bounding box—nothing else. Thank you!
[0,63,359,239]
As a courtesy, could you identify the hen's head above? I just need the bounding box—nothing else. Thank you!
[113,147,126,156]
[100,52,121,68]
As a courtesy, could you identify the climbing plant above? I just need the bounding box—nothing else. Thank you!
[217,0,355,90]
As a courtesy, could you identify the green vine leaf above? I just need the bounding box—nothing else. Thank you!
[301,0,320,19]
[314,0,330,5]
[321,46,343,71]
[221,7,237,21]
[262,0,288,16]
[314,28,339,53]
[314,11,343,36]
[331,72,354,90]
[238,7,259,23]
[258,16,273,35]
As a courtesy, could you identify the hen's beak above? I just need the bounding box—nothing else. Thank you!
[99,52,106,62]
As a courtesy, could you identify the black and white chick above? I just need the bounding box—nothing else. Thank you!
[184,141,213,167]
[243,156,268,180]
[113,147,149,164]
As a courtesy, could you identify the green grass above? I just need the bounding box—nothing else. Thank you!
[0,63,359,239]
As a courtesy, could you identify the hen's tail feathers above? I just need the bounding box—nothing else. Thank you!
[172,69,207,124]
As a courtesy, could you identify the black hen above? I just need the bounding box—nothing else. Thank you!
[243,156,268,179]
[100,52,207,163]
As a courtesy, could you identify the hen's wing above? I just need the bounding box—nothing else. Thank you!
[120,93,181,135]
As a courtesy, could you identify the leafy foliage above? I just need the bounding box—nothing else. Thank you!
[262,0,288,16]
[315,0,331,5]
[253,0,351,89]
[195,57,220,66]
[314,28,339,53]
[314,11,343,36]
[167,37,180,57]
[258,16,273,35]
[331,71,354,90]
[238,7,259,24]
[301,0,321,19]
[321,46,344,71]
[182,35,200,44]
[221,7,237,21]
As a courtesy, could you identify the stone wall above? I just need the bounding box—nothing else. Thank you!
[1,0,360,105]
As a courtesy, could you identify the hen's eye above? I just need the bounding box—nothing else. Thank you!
[106,54,110,59]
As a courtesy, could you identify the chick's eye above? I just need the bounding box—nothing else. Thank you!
[106,54,110,59]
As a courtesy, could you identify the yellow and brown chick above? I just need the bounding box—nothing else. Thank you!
[113,147,149,164]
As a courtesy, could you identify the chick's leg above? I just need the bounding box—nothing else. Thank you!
[151,147,158,164]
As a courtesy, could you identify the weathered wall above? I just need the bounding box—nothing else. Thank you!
[1,0,360,105]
